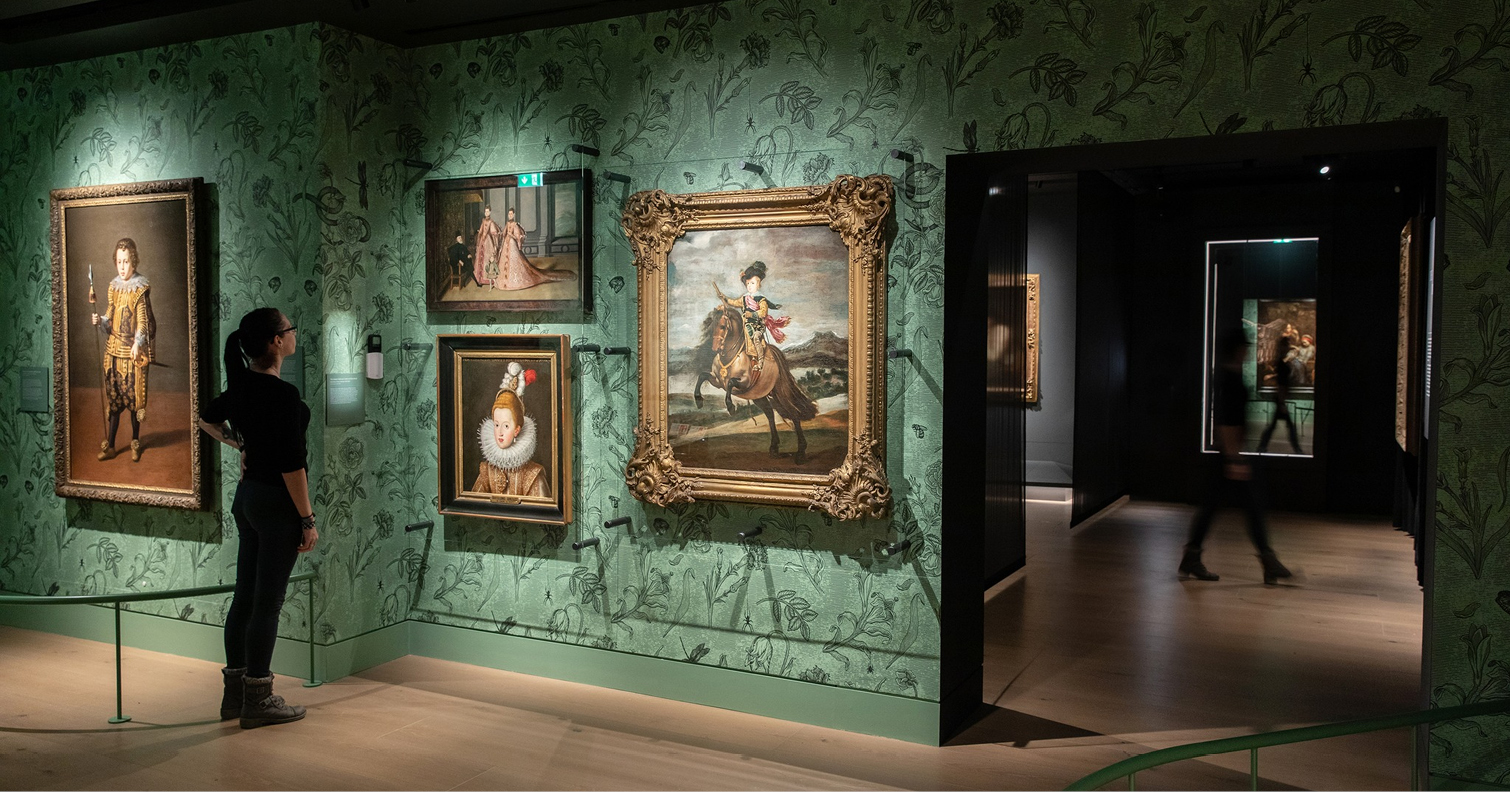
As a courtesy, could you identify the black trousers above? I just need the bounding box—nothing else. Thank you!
[1187,461,1272,554]
[225,478,301,678]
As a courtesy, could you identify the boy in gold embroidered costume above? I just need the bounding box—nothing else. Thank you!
[91,238,156,462]
[472,361,550,498]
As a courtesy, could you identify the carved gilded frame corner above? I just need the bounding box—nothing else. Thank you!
[50,178,207,509]
[621,175,894,520]
[1025,274,1040,404]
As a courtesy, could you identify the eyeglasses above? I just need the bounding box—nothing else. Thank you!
[274,325,297,336]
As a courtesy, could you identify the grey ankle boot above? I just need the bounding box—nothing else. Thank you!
[221,667,245,721]
[240,674,306,729]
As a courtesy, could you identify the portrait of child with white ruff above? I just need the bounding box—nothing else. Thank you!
[472,361,551,499]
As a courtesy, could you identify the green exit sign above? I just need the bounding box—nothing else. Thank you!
[518,173,544,188]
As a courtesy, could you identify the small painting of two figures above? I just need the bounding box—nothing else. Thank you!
[425,170,590,312]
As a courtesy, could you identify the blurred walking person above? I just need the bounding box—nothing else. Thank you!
[1258,333,1302,453]
[1181,328,1292,584]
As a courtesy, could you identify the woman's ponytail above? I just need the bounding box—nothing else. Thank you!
[225,307,283,391]
[224,328,249,389]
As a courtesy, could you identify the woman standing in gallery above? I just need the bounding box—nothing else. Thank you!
[198,308,316,729]
[495,206,577,290]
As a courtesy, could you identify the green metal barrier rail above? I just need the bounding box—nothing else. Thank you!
[1065,699,1510,791]
[0,571,320,724]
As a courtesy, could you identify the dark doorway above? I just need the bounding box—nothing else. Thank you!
[945,120,1445,766]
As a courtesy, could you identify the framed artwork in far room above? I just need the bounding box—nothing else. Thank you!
[50,178,207,509]
[1255,299,1318,395]
[437,334,572,525]
[425,170,591,313]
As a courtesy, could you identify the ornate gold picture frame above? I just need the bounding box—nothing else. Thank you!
[50,178,206,509]
[1396,218,1423,454]
[622,174,893,520]
[1026,273,1040,403]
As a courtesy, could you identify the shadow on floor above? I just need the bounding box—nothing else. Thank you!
[947,702,1107,748]
[0,718,221,734]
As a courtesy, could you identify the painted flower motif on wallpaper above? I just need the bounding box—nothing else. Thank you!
[251,175,272,207]
[414,399,437,430]
[336,213,371,243]
[741,33,772,68]
[540,59,566,92]
[802,153,834,183]
[988,1,1025,40]
[340,437,366,471]
[391,124,427,162]
[905,0,955,33]
[1304,74,1382,128]
[371,293,394,324]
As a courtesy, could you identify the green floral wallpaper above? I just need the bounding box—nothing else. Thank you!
[2,0,1509,780]
[0,27,332,640]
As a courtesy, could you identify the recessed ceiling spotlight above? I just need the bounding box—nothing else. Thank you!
[1319,165,1331,175]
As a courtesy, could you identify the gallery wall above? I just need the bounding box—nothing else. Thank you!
[0,12,953,706]
[0,28,333,630]
[1025,179,1077,479]
[1,0,1509,777]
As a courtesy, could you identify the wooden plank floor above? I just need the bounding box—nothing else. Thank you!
[0,500,1423,790]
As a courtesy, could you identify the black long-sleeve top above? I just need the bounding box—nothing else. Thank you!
[201,371,310,486]
[1212,364,1249,429]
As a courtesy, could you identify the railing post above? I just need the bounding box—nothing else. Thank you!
[1250,747,1258,791]
[303,578,322,688]
[107,602,131,724]
[1127,771,1135,791]
[1410,724,1419,791]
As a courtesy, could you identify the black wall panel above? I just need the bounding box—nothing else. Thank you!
[1071,171,1133,525]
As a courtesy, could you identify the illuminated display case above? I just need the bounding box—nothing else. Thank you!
[1203,238,1319,458]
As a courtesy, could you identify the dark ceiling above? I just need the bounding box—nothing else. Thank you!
[0,0,692,71]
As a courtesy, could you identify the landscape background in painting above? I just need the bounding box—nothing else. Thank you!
[426,172,586,310]
[61,197,193,491]
[665,225,849,474]
[1255,299,1318,394]
[455,354,558,501]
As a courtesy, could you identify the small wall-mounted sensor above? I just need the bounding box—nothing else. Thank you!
[366,334,383,380]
